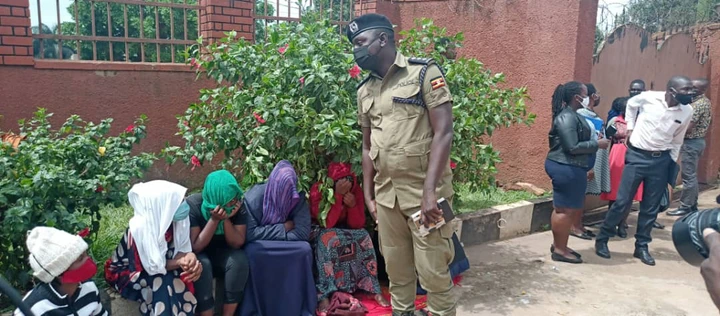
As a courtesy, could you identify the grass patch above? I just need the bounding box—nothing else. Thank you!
[89,204,133,289]
[455,183,550,214]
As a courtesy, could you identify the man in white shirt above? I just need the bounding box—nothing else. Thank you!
[595,76,694,266]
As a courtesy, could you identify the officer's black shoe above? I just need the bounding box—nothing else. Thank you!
[667,208,694,217]
[634,248,656,266]
[595,241,611,259]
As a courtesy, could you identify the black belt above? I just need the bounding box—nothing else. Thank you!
[629,144,669,158]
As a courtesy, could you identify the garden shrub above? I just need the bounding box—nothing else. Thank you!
[165,14,533,221]
[0,109,155,295]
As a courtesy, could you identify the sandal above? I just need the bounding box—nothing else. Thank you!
[583,229,596,238]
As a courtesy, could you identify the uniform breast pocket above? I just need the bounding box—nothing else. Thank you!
[391,85,425,121]
[361,96,381,127]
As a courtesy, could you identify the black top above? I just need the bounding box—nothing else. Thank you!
[546,106,598,168]
[15,281,108,316]
[187,193,247,250]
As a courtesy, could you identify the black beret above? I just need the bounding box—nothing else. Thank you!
[346,13,393,43]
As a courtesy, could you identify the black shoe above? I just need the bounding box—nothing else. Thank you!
[570,231,593,240]
[667,208,694,217]
[633,248,656,266]
[617,225,628,238]
[551,245,582,258]
[653,221,665,229]
[551,252,583,264]
[595,241,611,259]
[584,229,597,238]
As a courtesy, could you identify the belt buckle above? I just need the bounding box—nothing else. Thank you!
[651,152,661,158]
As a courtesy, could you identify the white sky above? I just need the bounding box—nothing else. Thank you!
[29,0,310,29]
[597,0,630,32]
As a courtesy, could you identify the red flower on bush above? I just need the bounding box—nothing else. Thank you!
[299,77,305,85]
[253,112,266,124]
[278,44,288,54]
[450,161,457,169]
[125,124,135,133]
[191,155,201,171]
[77,227,90,238]
[95,184,104,192]
[190,58,200,70]
[349,65,361,79]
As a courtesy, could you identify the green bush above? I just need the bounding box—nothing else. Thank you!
[165,14,533,218]
[0,109,155,294]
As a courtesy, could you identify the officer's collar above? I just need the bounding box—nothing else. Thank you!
[370,52,407,80]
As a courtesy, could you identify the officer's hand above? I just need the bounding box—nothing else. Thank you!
[587,170,595,181]
[367,200,378,224]
[421,191,442,228]
[702,228,720,311]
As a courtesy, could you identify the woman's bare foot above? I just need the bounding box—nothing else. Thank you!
[318,298,330,312]
[374,294,390,307]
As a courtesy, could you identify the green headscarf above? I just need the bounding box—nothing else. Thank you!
[201,170,244,235]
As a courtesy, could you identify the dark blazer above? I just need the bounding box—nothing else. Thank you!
[547,106,598,168]
[243,183,311,243]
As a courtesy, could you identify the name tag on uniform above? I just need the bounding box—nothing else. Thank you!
[674,120,682,124]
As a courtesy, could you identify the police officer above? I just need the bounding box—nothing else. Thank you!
[347,13,456,316]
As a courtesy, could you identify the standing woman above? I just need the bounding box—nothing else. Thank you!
[572,83,611,240]
[600,97,643,238]
[545,81,609,263]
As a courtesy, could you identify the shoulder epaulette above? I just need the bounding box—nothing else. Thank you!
[398,57,446,108]
[407,57,434,65]
[356,75,372,90]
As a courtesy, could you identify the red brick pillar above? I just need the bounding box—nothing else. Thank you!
[353,0,400,30]
[0,0,32,65]
[200,0,254,42]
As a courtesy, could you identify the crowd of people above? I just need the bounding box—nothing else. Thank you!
[545,76,712,265]
[8,11,719,316]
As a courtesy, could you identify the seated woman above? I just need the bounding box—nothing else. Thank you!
[188,170,250,316]
[17,226,107,316]
[309,162,389,312]
[241,160,316,316]
[105,180,203,315]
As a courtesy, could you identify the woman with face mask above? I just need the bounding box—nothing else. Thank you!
[16,226,108,316]
[188,170,250,316]
[105,180,203,316]
[571,84,612,240]
[545,81,610,264]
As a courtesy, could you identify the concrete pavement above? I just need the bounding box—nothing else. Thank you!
[455,188,720,316]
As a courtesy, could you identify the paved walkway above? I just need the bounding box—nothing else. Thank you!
[456,188,719,316]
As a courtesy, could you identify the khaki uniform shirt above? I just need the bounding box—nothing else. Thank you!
[357,53,454,212]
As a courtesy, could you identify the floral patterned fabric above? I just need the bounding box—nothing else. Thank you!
[311,227,382,301]
[105,228,197,316]
[687,95,712,139]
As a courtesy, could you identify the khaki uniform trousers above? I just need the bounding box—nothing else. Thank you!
[377,198,456,316]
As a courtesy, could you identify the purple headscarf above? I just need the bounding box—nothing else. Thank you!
[262,160,301,225]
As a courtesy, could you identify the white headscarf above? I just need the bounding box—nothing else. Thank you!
[128,180,191,276]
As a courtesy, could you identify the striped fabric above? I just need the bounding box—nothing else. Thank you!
[262,160,301,225]
[14,281,108,316]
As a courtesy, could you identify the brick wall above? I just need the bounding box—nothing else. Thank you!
[0,0,31,65]
[200,0,254,42]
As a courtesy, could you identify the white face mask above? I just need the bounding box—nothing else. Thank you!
[580,96,590,109]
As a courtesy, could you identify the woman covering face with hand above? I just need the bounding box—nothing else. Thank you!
[105,180,202,316]
[187,170,250,316]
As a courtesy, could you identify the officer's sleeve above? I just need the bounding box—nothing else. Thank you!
[357,91,371,128]
[421,64,452,109]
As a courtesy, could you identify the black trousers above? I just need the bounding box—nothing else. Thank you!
[597,146,671,249]
[195,247,250,312]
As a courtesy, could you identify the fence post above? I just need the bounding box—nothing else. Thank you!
[200,0,254,43]
[0,0,33,65]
